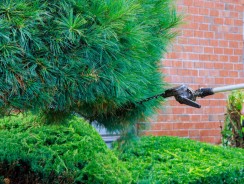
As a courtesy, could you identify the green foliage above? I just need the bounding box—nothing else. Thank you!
[0,113,131,183]
[0,0,180,129]
[114,136,244,184]
[222,90,244,148]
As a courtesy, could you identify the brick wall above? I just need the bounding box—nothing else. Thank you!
[145,0,244,144]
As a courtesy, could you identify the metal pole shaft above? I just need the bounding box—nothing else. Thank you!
[212,83,244,93]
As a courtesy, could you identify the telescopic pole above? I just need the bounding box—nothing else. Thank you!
[212,83,244,93]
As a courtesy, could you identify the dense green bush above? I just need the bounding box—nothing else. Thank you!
[114,136,244,184]
[222,90,244,148]
[0,113,131,183]
[0,0,180,129]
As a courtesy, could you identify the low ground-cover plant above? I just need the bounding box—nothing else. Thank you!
[0,113,131,184]
[222,90,244,148]
[114,136,244,184]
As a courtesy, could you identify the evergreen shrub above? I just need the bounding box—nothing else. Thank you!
[0,113,131,184]
[0,0,180,129]
[114,136,244,184]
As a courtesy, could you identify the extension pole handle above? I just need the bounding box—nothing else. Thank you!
[212,83,244,93]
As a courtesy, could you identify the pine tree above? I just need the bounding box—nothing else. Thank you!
[0,0,180,130]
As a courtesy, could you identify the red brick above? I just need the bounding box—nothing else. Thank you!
[194,62,204,68]
[225,4,235,11]
[234,19,243,26]
[199,8,210,15]
[234,64,244,70]
[219,56,229,62]
[151,123,162,130]
[183,30,194,37]
[186,23,199,29]
[199,39,209,46]
[219,40,228,47]
[204,1,215,8]
[229,56,239,62]
[200,130,220,137]
[189,7,199,14]
[209,70,219,77]
[235,78,244,83]
[157,115,167,122]
[169,69,178,75]
[194,0,204,7]
[184,123,196,129]
[225,78,235,84]
[199,71,208,77]
[174,45,184,52]
[204,62,214,68]
[177,130,189,137]
[215,2,225,10]
[214,63,223,70]
[183,61,194,68]
[224,33,236,40]
[204,32,214,39]
[219,70,228,77]
[224,48,234,55]
[204,47,214,54]
[229,12,239,18]
[209,40,218,47]
[210,55,219,61]
[214,17,224,24]
[178,37,188,44]
[210,10,219,17]
[177,5,188,12]
[194,46,204,53]
[173,123,185,129]
[163,60,172,67]
[215,78,225,84]
[219,25,229,32]
[200,136,219,144]
[172,61,183,67]
[228,71,238,77]
[199,54,210,61]
[195,123,205,129]
[161,123,173,130]
[234,49,243,55]
[183,0,194,6]
[147,0,244,145]
[229,27,240,34]
[188,53,199,60]
[156,131,171,136]
[199,24,209,30]
[239,42,243,49]
[224,63,234,69]
[225,18,234,25]
[189,130,200,137]
[191,114,201,121]
[235,5,243,12]
[214,48,224,54]
[188,38,199,45]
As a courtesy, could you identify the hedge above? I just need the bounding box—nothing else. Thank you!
[0,113,131,184]
[1,114,243,184]
[115,136,244,184]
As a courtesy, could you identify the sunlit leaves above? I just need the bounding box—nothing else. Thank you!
[116,136,244,183]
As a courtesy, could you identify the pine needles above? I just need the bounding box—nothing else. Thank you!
[0,0,181,129]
